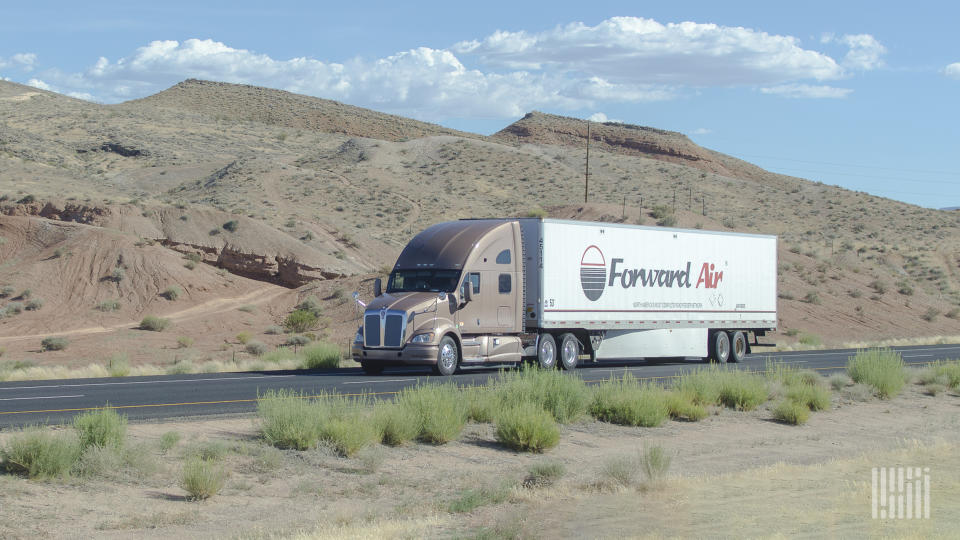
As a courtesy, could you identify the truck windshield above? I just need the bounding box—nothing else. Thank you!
[387,269,461,293]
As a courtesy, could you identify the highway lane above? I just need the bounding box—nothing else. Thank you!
[0,343,957,428]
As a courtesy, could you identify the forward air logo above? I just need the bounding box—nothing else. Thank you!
[580,246,606,301]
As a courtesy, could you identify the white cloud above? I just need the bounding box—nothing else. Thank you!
[760,84,852,99]
[18,17,877,119]
[454,17,844,85]
[838,34,886,70]
[588,112,622,123]
[26,78,52,91]
[945,63,960,79]
[0,52,38,72]
[691,127,712,135]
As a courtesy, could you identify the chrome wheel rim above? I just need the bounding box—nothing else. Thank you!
[439,343,456,371]
[718,336,729,362]
[540,340,555,367]
[562,340,578,366]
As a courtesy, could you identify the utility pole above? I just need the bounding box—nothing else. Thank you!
[622,195,626,218]
[673,188,677,213]
[702,198,706,216]
[584,121,590,204]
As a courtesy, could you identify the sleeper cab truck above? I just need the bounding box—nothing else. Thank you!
[352,218,777,376]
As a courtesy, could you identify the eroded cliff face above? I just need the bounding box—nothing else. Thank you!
[2,200,350,287]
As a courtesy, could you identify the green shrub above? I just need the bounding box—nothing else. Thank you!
[523,461,565,488]
[111,267,126,282]
[140,315,170,331]
[798,333,821,346]
[589,373,669,427]
[495,402,560,452]
[301,342,340,369]
[24,298,43,311]
[463,385,498,423]
[929,360,960,389]
[236,331,252,344]
[373,402,421,446]
[176,336,194,348]
[257,390,325,450]
[264,325,283,335]
[1,429,81,478]
[922,308,940,322]
[828,373,850,391]
[771,400,811,425]
[320,416,378,457]
[675,368,722,406]
[665,389,708,421]
[245,341,268,356]
[159,431,182,453]
[5,302,23,315]
[284,334,311,350]
[162,286,182,300]
[41,337,68,351]
[600,454,639,489]
[494,366,590,424]
[677,366,768,411]
[74,407,127,450]
[284,309,319,333]
[526,207,547,219]
[222,220,239,232]
[847,348,906,399]
[181,457,228,500]
[396,384,467,444]
[786,383,831,411]
[295,296,323,315]
[0,285,14,298]
[166,360,194,374]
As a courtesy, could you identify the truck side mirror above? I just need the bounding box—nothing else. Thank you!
[374,278,382,297]
[463,283,472,303]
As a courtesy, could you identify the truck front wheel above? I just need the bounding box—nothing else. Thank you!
[434,336,459,376]
[709,331,730,363]
[559,333,580,370]
[361,361,384,376]
[537,333,557,370]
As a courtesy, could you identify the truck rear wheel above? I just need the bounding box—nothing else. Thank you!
[728,331,747,363]
[434,336,459,376]
[559,333,580,370]
[537,333,557,370]
[709,331,730,363]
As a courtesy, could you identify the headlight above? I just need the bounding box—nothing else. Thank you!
[353,328,363,344]
[410,332,434,344]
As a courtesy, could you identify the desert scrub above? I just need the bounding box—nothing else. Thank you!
[523,461,565,488]
[284,309,318,333]
[74,407,127,449]
[448,484,511,513]
[1,429,81,478]
[159,431,182,453]
[140,315,171,331]
[373,401,421,446]
[599,453,640,489]
[495,402,560,452]
[176,336,194,348]
[589,373,669,427]
[222,220,239,232]
[463,384,498,423]
[640,445,671,488]
[107,353,130,377]
[771,399,811,425]
[162,285,182,300]
[395,383,467,444]
[257,389,324,450]
[493,365,590,423]
[41,337,69,351]
[301,342,340,369]
[24,298,43,310]
[236,331,252,344]
[679,366,769,411]
[181,457,228,500]
[847,348,906,399]
[665,388,708,421]
[245,341,268,356]
[95,299,121,311]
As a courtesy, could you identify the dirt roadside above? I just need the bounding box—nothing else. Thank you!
[0,383,957,539]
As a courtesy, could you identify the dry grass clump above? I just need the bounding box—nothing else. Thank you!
[847,348,906,399]
[493,365,590,424]
[676,366,769,411]
[0,429,81,478]
[494,402,560,452]
[257,389,377,456]
[181,456,228,500]
[74,408,127,450]
[522,461,565,488]
[393,383,467,445]
[589,373,670,427]
[139,315,171,331]
[771,400,811,425]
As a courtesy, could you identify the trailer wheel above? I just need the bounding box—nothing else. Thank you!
[434,336,459,376]
[361,361,384,376]
[537,333,557,370]
[728,331,747,363]
[709,331,730,363]
[559,333,580,371]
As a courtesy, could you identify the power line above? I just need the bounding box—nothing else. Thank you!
[737,153,959,177]
[766,166,960,186]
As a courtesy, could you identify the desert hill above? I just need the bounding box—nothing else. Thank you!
[1,78,958,372]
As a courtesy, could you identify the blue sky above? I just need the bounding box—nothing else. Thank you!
[1,1,957,208]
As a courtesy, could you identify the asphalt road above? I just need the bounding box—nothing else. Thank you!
[1,343,957,428]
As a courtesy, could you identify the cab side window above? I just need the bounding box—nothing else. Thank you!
[498,274,511,294]
[461,273,480,296]
[496,249,511,264]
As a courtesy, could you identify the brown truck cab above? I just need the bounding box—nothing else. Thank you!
[352,219,524,375]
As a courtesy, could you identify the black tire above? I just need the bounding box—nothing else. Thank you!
[728,331,747,363]
[361,361,384,376]
[434,335,459,376]
[709,331,730,363]
[537,333,557,370]
[558,333,580,371]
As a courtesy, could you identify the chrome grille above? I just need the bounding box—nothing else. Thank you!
[363,310,407,348]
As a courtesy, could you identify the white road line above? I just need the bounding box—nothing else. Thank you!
[0,374,297,391]
[343,378,418,385]
[902,354,933,358]
[771,346,960,359]
[0,394,84,401]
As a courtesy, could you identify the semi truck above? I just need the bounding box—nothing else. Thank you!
[352,218,777,375]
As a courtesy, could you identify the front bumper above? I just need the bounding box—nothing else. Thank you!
[352,342,439,366]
